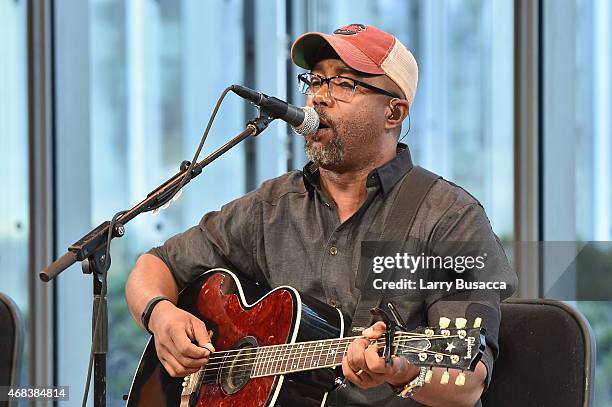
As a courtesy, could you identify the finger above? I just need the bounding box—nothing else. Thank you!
[188,317,216,353]
[355,369,376,383]
[160,351,199,377]
[168,331,211,366]
[173,324,211,360]
[364,344,392,375]
[362,321,386,339]
[342,360,379,389]
[347,348,367,374]
[346,337,371,369]
[161,337,209,369]
[389,356,413,381]
[342,357,365,385]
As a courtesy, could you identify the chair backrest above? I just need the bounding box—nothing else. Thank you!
[0,293,23,389]
[481,299,595,407]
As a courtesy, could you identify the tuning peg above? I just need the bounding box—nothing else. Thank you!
[425,369,433,384]
[425,329,434,336]
[439,317,451,328]
[458,330,466,339]
[473,317,482,328]
[419,353,428,362]
[435,353,443,363]
[455,317,467,329]
[455,372,466,386]
[440,370,450,385]
[450,355,459,364]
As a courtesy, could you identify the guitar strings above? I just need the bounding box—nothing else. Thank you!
[199,334,459,370]
[196,330,438,362]
[193,339,463,386]
[199,332,452,367]
[195,341,462,387]
[196,337,461,384]
[199,341,456,378]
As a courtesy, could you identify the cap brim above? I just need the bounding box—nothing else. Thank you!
[291,32,385,74]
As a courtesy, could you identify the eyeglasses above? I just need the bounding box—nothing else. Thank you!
[297,72,401,102]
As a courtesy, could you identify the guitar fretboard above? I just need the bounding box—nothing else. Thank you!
[195,335,381,385]
[250,336,358,377]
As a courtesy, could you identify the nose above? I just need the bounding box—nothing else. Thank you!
[308,86,333,108]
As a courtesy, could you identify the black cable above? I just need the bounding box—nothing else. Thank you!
[144,86,233,212]
[399,109,412,143]
[80,85,233,406]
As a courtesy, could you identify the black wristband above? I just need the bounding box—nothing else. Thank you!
[141,296,171,335]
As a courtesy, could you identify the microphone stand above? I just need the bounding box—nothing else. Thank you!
[39,114,274,407]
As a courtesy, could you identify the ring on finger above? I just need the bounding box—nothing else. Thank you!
[355,369,364,376]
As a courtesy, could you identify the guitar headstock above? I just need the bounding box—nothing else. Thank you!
[393,317,486,384]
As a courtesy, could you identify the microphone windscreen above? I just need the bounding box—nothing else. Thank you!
[292,107,319,135]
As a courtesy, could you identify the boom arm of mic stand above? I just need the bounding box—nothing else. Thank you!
[39,115,274,282]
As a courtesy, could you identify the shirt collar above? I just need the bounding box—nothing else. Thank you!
[302,143,414,196]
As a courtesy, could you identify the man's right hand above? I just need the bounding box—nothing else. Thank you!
[148,300,215,377]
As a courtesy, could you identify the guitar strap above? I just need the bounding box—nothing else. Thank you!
[350,165,441,333]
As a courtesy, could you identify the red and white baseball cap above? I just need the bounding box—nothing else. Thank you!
[291,23,418,106]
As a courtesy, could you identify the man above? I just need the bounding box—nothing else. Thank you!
[126,24,516,406]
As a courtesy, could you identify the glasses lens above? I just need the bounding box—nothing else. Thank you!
[297,74,356,101]
[329,77,356,102]
[299,73,326,96]
[298,74,311,95]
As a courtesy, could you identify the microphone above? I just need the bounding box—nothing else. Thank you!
[231,84,319,135]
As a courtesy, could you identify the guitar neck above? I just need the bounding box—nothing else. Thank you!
[249,336,366,377]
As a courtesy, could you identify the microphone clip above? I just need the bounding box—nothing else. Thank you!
[247,114,275,137]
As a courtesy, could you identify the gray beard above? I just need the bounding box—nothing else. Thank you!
[304,133,345,167]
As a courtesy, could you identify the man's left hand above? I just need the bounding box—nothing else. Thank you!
[342,321,420,389]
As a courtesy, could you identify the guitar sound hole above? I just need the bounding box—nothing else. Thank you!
[220,336,258,395]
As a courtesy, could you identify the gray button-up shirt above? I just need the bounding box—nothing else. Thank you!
[150,144,516,406]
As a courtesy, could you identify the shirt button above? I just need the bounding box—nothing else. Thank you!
[329,246,338,255]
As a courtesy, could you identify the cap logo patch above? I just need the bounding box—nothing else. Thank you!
[333,24,366,35]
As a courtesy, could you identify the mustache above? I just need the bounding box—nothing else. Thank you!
[314,108,334,129]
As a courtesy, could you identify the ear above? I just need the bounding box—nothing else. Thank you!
[384,98,409,131]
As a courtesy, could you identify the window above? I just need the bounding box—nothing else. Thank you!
[55,0,245,403]
[0,0,29,389]
[543,0,612,404]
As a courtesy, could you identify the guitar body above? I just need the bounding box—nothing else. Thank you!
[127,269,344,407]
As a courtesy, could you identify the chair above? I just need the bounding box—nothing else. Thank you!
[0,293,23,390]
[481,299,595,407]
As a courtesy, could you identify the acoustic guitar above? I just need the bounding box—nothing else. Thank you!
[126,269,485,406]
